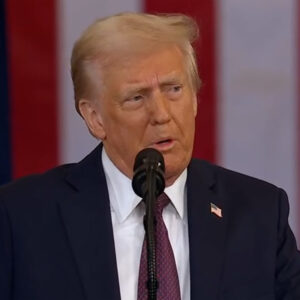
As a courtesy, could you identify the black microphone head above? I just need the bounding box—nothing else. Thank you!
[133,148,165,173]
[132,148,165,198]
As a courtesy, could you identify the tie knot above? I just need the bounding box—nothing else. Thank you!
[155,192,170,216]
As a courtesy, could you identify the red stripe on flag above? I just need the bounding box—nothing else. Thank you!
[144,0,217,162]
[6,0,58,178]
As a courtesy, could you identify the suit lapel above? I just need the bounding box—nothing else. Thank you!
[187,159,227,300]
[58,144,121,300]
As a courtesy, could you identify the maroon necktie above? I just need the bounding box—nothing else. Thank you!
[137,193,181,300]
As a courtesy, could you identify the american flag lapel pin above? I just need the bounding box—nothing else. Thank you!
[210,203,222,218]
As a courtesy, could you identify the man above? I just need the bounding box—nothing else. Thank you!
[0,12,300,300]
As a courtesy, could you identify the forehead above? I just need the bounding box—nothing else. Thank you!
[101,45,187,90]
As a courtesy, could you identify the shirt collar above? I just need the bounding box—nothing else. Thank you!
[164,169,187,219]
[102,147,187,223]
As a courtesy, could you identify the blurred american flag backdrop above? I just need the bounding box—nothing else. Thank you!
[1,0,299,242]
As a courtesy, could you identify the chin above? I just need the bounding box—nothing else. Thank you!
[163,149,191,181]
[164,165,185,187]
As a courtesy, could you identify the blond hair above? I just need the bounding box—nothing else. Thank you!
[71,12,201,114]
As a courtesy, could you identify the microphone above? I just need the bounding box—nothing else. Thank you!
[132,148,165,300]
[132,148,165,198]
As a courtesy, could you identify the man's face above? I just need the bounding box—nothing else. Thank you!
[91,46,197,186]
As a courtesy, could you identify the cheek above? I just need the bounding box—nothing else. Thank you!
[181,110,196,146]
[177,101,196,129]
[193,98,198,117]
[107,113,150,147]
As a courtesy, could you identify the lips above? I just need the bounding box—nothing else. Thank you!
[156,139,172,145]
[150,138,175,151]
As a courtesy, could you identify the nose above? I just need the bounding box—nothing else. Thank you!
[148,91,171,125]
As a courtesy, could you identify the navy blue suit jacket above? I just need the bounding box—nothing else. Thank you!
[1,144,300,300]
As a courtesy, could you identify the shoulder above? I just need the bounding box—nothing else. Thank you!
[0,144,103,209]
[188,158,285,209]
[0,164,76,209]
[189,158,280,190]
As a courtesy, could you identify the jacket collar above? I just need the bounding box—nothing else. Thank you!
[59,143,121,300]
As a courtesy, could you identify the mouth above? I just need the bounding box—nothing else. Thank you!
[151,138,175,151]
[156,139,172,145]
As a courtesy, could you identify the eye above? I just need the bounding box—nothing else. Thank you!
[122,93,145,110]
[165,84,183,98]
[172,85,182,92]
[128,94,144,102]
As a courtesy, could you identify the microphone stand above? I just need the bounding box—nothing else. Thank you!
[144,166,158,300]
[132,148,165,300]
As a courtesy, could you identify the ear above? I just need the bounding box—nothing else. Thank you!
[78,99,106,140]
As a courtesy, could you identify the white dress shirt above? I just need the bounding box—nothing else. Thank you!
[102,148,190,300]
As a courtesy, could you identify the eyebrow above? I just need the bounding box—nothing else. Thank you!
[122,72,184,95]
